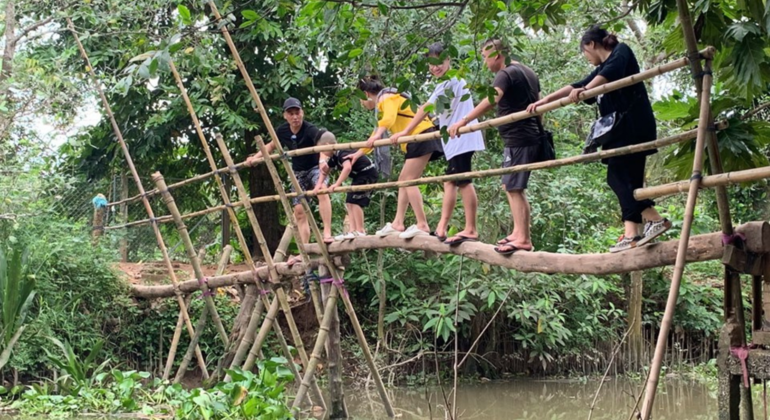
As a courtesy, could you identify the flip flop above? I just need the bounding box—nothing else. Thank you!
[323,236,334,245]
[493,243,533,255]
[497,237,514,245]
[430,231,447,242]
[444,235,479,246]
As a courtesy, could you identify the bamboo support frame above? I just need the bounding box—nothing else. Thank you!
[164,248,208,382]
[66,18,207,376]
[106,124,721,231]
[635,166,770,200]
[152,172,230,347]
[204,2,393,415]
[105,47,710,210]
[166,59,308,391]
[173,246,232,384]
[640,59,714,420]
[213,134,327,409]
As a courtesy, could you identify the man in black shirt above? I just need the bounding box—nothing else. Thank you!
[448,38,540,255]
[247,98,333,259]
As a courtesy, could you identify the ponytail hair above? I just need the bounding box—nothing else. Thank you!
[357,75,385,94]
[580,25,619,51]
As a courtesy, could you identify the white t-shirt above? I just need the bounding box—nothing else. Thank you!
[427,77,485,160]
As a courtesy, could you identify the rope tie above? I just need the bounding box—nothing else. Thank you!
[259,288,271,296]
[722,232,747,246]
[689,173,703,181]
[148,217,159,225]
[225,203,235,208]
[199,290,215,298]
[320,276,348,297]
[228,165,237,174]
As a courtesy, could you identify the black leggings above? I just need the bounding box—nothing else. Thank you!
[606,155,655,224]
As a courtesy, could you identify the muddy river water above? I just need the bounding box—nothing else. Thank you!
[344,378,719,420]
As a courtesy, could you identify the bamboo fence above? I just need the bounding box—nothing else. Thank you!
[634,166,770,200]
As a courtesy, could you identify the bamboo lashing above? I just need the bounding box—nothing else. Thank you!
[105,47,710,209]
[173,245,231,384]
[66,18,208,377]
[166,59,311,394]
[204,1,394,415]
[213,134,327,409]
[640,58,714,420]
[635,166,770,200]
[107,124,724,231]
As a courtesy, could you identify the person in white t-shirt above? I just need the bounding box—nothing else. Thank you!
[390,42,486,245]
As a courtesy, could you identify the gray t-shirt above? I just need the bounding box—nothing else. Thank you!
[492,63,541,148]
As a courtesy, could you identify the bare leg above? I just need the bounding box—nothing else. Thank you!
[349,203,365,233]
[399,154,432,232]
[318,194,333,240]
[295,204,310,244]
[505,189,532,250]
[624,221,642,239]
[391,186,410,232]
[457,183,478,238]
[436,182,457,237]
[641,207,664,222]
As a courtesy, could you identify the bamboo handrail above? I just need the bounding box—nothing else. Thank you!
[106,124,724,231]
[635,166,770,200]
[66,18,208,376]
[166,60,311,396]
[640,58,714,420]
[104,47,713,209]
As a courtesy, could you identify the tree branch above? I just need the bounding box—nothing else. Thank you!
[323,0,468,10]
[741,101,770,121]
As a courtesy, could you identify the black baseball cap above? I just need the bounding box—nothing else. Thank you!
[282,97,302,111]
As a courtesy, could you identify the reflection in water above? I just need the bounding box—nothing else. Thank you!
[342,379,718,420]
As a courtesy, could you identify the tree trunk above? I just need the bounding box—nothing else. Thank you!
[245,129,281,257]
[120,172,129,262]
[627,270,643,371]
[0,0,16,98]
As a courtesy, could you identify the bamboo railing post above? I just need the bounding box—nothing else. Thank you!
[634,166,770,200]
[152,172,230,347]
[639,57,714,420]
[66,18,207,376]
[173,246,232,383]
[165,59,302,384]
[213,134,326,409]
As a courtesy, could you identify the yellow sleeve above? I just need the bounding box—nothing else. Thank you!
[377,99,398,129]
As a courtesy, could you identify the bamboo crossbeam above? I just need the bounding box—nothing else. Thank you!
[166,59,304,392]
[640,58,714,420]
[107,124,722,231]
[105,47,711,209]
[635,166,770,200]
[66,18,207,376]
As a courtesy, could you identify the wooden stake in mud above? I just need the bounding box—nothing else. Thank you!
[91,194,107,242]
[152,172,230,347]
[213,134,327,409]
[166,59,306,387]
[173,246,232,383]
[640,55,715,420]
[65,18,207,377]
[204,2,393,415]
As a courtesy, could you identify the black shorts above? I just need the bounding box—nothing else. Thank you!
[405,127,443,161]
[501,145,539,191]
[346,170,377,208]
[445,151,474,187]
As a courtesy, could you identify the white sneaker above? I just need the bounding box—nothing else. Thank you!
[376,223,402,237]
[353,231,366,238]
[398,225,430,239]
[334,232,356,241]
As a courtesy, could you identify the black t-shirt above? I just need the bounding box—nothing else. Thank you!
[493,63,542,148]
[329,150,377,179]
[571,43,656,160]
[275,121,322,172]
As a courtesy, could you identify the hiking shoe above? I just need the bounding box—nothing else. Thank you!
[637,218,672,247]
[376,223,402,237]
[398,225,430,239]
[609,235,641,253]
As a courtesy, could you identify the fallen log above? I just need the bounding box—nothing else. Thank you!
[130,222,768,297]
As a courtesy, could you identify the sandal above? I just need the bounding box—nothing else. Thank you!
[444,235,479,246]
[493,243,533,255]
[497,237,514,245]
[430,231,447,242]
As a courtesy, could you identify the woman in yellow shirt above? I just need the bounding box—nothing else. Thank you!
[348,75,443,239]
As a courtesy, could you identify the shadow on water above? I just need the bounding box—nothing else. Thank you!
[340,378,718,420]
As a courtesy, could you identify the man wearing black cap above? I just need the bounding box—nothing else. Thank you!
[247,98,333,261]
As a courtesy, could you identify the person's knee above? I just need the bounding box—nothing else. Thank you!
[294,206,306,220]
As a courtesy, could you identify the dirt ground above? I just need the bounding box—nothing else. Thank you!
[114,260,255,285]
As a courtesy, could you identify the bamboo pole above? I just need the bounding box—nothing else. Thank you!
[213,134,327,409]
[152,172,230,347]
[164,248,208,382]
[106,124,720,231]
[166,59,302,386]
[65,18,207,376]
[635,166,770,200]
[204,2,392,414]
[172,246,231,383]
[91,193,107,242]
[105,48,709,209]
[640,59,714,420]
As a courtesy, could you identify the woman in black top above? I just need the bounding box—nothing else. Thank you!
[528,26,671,253]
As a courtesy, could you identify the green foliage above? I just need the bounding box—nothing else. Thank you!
[44,338,110,393]
[0,244,36,369]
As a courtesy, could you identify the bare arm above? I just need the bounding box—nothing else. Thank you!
[390,103,430,143]
[447,88,501,138]
[246,141,277,165]
[331,160,354,191]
